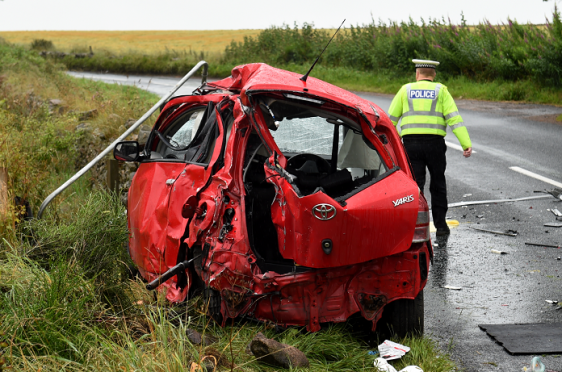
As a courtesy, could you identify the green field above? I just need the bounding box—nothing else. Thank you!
[0,30,263,55]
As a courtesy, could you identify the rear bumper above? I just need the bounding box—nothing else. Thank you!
[219,242,431,332]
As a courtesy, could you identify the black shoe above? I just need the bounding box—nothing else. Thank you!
[436,226,450,236]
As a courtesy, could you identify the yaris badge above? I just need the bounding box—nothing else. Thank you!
[393,194,415,207]
[312,204,337,220]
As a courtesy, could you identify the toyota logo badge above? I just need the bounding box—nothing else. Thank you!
[312,204,337,221]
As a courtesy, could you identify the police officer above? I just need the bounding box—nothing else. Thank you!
[388,59,472,236]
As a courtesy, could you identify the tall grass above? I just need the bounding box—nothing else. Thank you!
[0,40,159,238]
[20,191,131,301]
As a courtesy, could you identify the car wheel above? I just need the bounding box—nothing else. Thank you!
[381,290,424,338]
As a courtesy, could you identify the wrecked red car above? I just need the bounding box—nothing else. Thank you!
[114,63,432,335]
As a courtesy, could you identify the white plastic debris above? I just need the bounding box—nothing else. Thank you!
[462,193,472,198]
[549,208,562,217]
[442,285,462,290]
[374,358,424,372]
[491,249,508,255]
[545,300,558,304]
[374,357,397,372]
[378,340,411,361]
[532,356,546,372]
[398,367,424,372]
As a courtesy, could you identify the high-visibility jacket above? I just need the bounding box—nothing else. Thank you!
[388,81,472,150]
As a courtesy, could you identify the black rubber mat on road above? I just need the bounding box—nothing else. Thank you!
[479,323,562,354]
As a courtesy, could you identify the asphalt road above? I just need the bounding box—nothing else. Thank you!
[69,71,562,371]
[364,92,562,372]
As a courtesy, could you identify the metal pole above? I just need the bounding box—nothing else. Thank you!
[0,167,8,223]
[38,61,209,219]
[106,157,120,193]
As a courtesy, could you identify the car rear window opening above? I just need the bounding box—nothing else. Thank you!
[255,96,389,199]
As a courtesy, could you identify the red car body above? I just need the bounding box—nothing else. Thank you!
[121,63,432,333]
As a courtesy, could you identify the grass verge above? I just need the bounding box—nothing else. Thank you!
[0,40,159,239]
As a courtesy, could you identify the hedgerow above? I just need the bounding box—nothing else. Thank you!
[224,9,562,87]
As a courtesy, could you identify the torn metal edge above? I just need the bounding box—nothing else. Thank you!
[471,227,518,237]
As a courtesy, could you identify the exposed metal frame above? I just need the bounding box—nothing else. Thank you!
[37,61,209,219]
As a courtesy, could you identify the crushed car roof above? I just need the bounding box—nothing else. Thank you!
[208,63,387,122]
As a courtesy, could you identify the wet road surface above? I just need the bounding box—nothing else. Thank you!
[364,91,562,372]
[69,72,562,371]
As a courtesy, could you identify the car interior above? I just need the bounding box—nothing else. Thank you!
[148,102,234,165]
[142,97,390,274]
[243,96,389,273]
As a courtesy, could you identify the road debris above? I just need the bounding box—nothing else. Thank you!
[545,300,558,304]
[462,193,472,198]
[491,249,508,255]
[548,208,562,217]
[544,222,562,228]
[375,358,423,372]
[448,194,553,208]
[547,187,562,201]
[471,227,518,237]
[523,356,549,372]
[378,340,411,360]
[525,242,562,249]
[481,323,562,354]
[374,358,397,372]
[443,285,462,290]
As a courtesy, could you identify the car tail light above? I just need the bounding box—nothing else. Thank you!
[412,194,430,243]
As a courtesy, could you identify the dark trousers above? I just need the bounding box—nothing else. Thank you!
[403,135,448,230]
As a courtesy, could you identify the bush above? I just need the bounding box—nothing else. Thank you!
[30,39,55,51]
[223,10,562,87]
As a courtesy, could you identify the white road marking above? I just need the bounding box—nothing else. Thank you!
[509,166,562,188]
[445,141,476,153]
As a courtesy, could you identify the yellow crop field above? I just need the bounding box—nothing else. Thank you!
[0,30,263,54]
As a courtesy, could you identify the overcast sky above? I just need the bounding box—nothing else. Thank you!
[0,0,557,31]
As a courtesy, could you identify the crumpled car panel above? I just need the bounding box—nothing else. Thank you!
[126,63,430,331]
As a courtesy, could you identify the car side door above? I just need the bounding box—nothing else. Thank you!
[127,95,229,300]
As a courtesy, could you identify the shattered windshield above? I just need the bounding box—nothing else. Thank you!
[272,117,341,155]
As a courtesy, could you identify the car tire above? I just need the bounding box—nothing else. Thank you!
[381,290,424,338]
